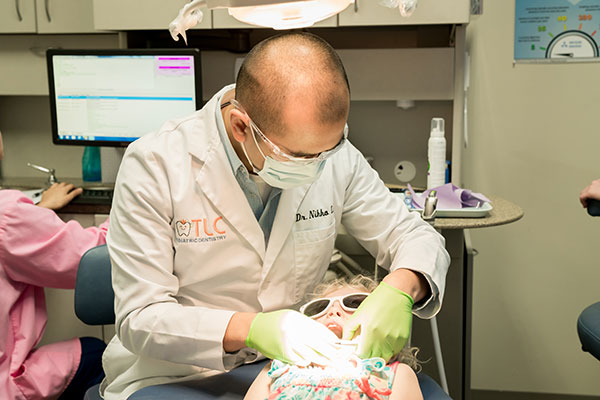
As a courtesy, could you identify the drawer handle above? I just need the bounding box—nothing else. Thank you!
[45,0,51,22]
[15,0,22,21]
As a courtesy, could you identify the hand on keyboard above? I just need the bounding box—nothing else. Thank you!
[37,182,83,210]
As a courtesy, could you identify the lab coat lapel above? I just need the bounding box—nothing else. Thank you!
[264,185,310,269]
[195,144,266,260]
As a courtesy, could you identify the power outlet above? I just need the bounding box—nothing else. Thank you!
[394,161,416,182]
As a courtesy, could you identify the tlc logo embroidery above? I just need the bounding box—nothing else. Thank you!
[174,217,227,243]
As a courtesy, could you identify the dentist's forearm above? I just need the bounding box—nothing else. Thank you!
[223,312,257,352]
[383,268,430,303]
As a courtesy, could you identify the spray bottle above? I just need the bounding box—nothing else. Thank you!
[427,118,446,190]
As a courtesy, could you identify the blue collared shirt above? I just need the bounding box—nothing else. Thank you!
[214,95,281,243]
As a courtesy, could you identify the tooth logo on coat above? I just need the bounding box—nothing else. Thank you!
[174,216,227,243]
[176,219,192,236]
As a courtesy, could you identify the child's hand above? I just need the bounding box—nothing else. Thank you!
[37,182,83,210]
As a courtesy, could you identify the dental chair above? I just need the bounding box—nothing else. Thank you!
[577,199,600,361]
[578,302,600,361]
[75,244,452,399]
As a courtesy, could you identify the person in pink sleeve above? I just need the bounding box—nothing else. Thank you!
[0,129,109,400]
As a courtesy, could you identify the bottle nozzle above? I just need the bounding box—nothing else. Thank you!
[430,118,445,136]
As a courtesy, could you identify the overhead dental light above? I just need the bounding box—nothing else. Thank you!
[169,0,419,44]
[229,0,355,30]
[169,0,354,43]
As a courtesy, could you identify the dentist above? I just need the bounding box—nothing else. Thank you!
[102,32,450,399]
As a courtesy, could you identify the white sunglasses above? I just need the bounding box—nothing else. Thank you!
[299,293,369,319]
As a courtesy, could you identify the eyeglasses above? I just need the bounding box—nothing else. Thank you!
[228,98,348,164]
[299,293,369,319]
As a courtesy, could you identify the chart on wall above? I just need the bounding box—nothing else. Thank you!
[515,0,600,62]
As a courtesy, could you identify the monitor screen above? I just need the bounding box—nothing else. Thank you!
[47,49,201,147]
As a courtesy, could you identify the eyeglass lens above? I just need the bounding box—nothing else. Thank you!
[343,294,368,309]
[303,299,331,317]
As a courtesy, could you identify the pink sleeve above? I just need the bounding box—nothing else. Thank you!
[0,190,109,289]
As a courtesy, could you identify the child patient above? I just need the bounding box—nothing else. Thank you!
[244,275,423,400]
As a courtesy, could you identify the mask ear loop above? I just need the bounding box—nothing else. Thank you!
[239,119,264,174]
[240,142,260,174]
[249,123,269,160]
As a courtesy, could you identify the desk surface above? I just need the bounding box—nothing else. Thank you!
[434,195,524,230]
[55,195,523,224]
[3,178,523,227]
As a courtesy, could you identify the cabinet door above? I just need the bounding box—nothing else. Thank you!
[0,34,119,95]
[93,0,211,30]
[35,0,96,33]
[0,0,37,33]
[212,9,337,29]
[337,48,454,100]
[339,0,470,26]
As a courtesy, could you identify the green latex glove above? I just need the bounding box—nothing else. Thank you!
[343,281,414,361]
[246,309,339,366]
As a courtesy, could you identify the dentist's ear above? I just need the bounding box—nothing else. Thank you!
[229,109,251,144]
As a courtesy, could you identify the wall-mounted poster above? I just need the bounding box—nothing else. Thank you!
[515,0,600,62]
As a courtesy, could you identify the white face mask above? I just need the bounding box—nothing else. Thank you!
[241,127,325,190]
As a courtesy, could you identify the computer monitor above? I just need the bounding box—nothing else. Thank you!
[47,49,202,147]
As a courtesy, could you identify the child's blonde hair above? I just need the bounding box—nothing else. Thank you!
[308,274,421,372]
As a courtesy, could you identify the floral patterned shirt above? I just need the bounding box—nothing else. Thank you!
[267,357,399,400]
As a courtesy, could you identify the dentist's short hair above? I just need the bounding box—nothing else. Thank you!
[235,32,350,137]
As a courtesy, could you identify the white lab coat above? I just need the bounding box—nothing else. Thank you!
[101,85,450,399]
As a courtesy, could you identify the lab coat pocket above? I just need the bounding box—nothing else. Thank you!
[292,221,336,302]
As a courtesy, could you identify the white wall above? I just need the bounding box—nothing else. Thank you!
[464,0,600,396]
